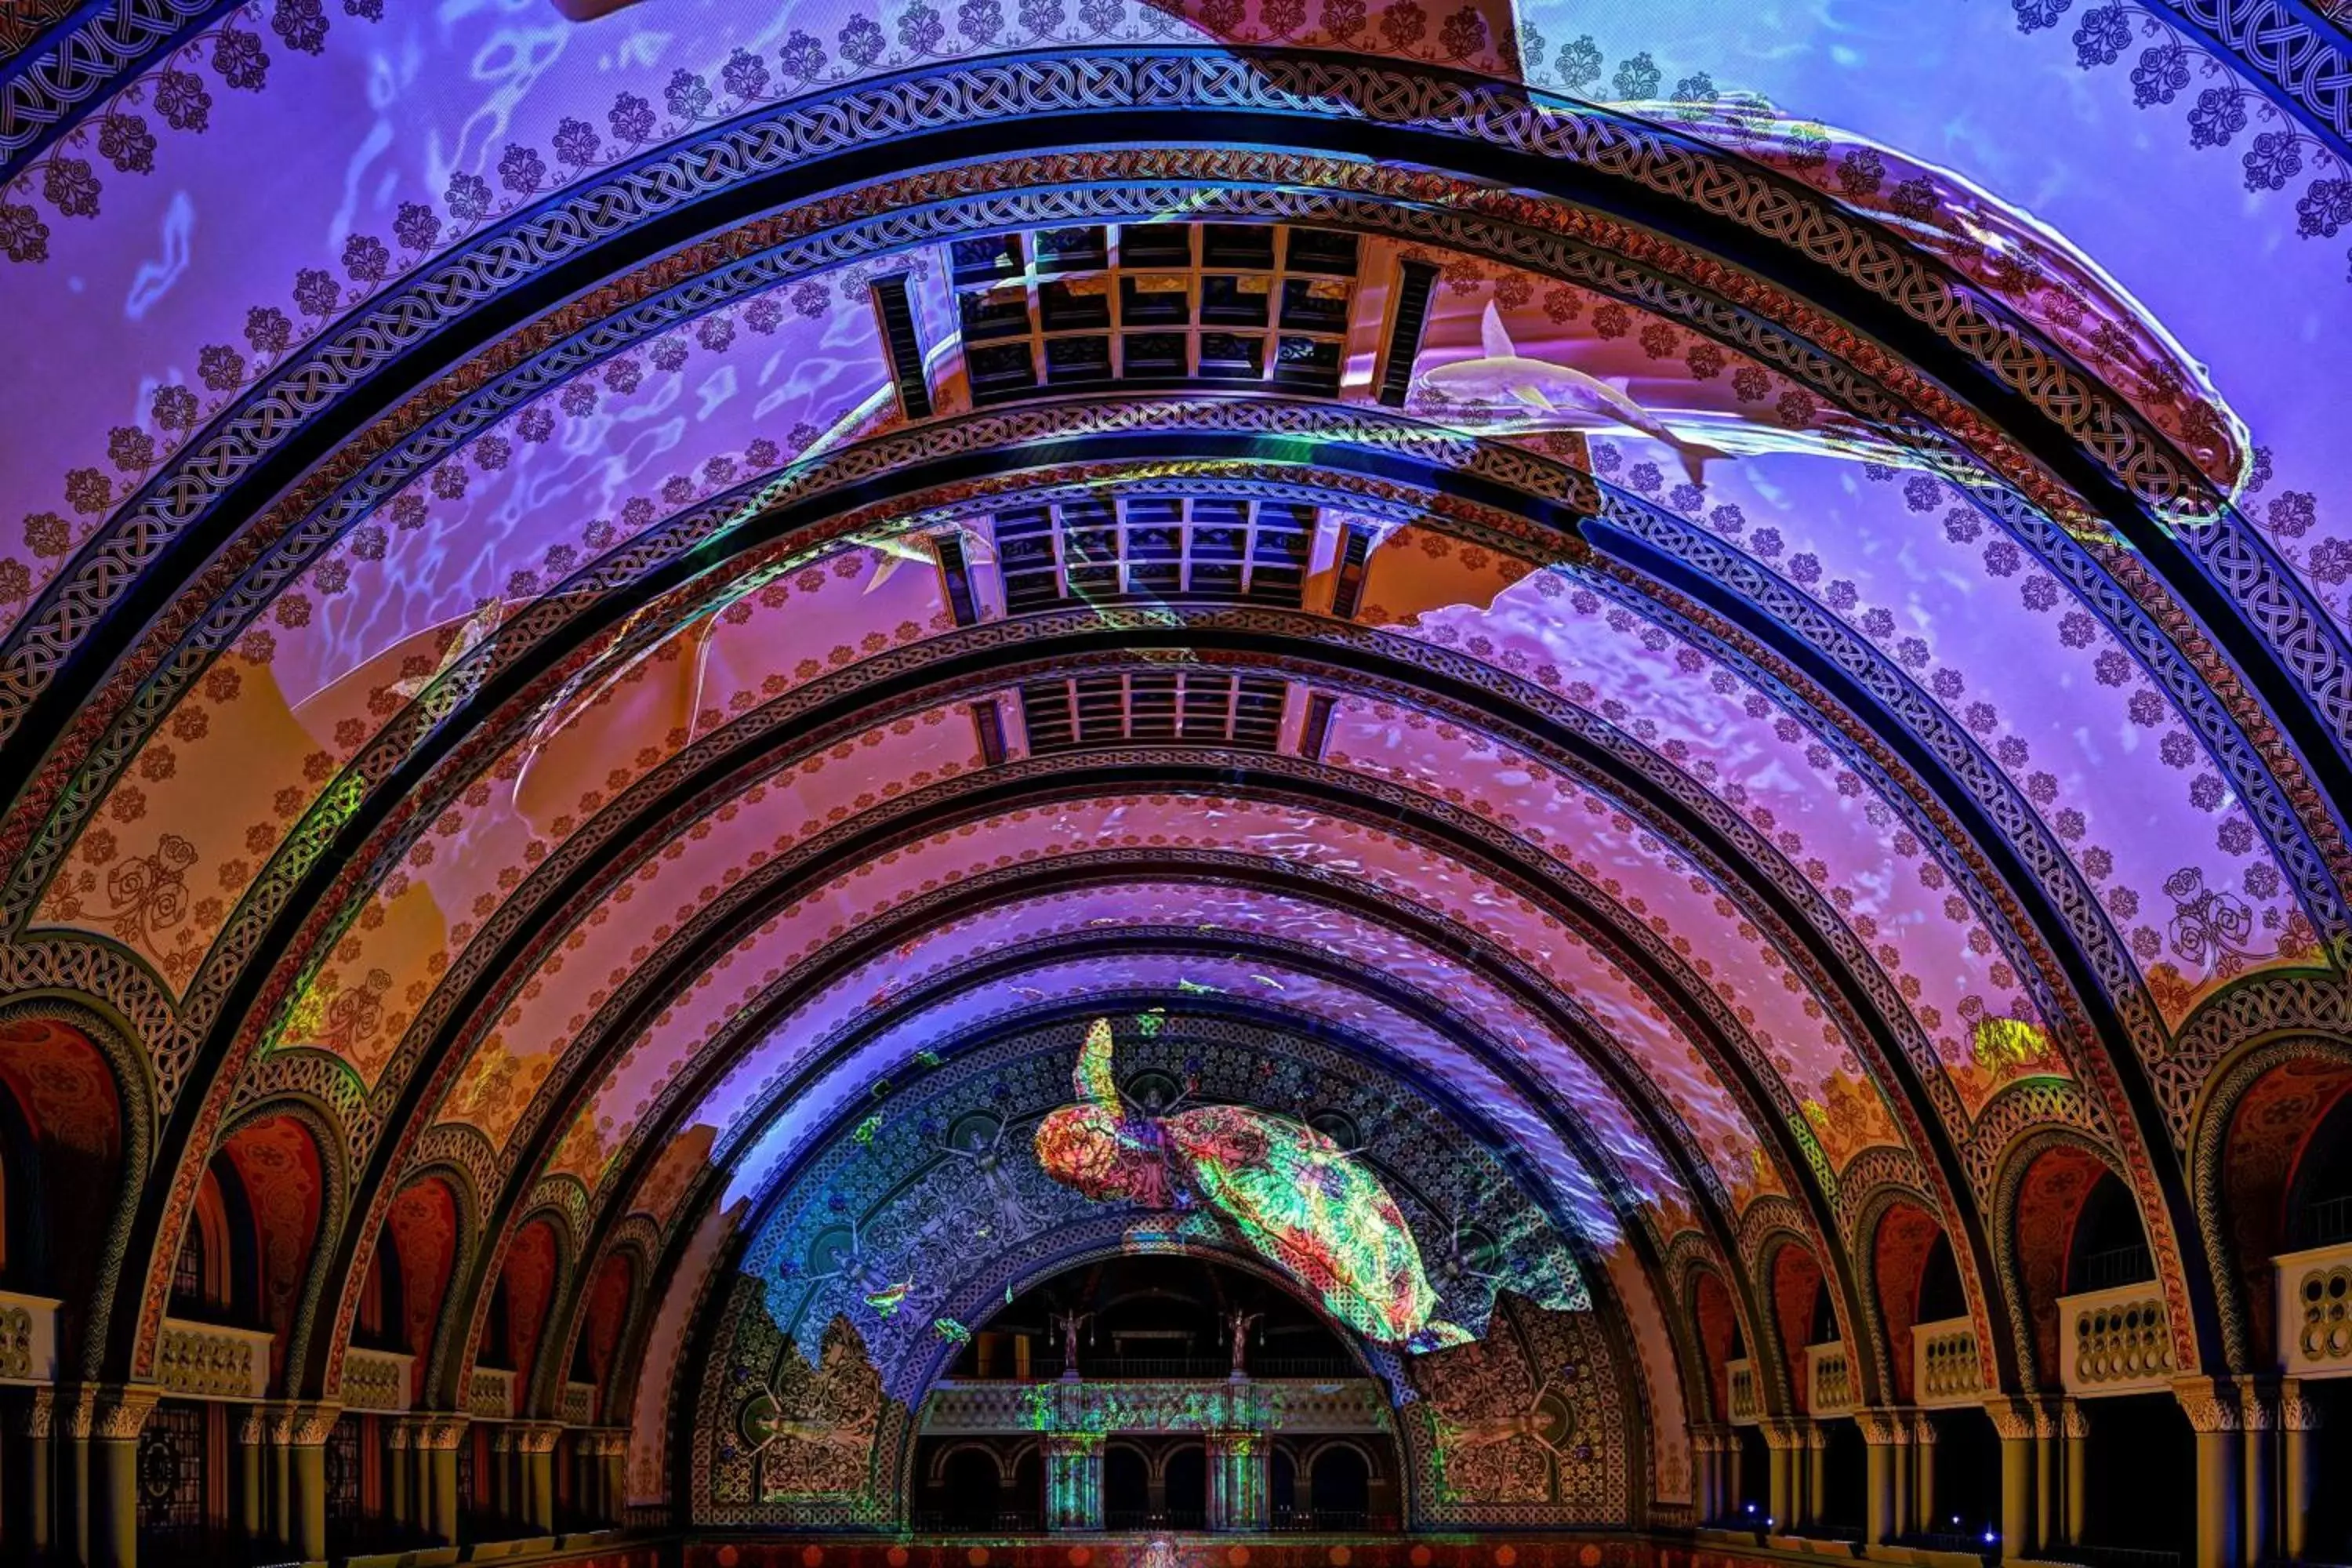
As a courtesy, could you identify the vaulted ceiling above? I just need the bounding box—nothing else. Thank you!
[2,0,2350,1525]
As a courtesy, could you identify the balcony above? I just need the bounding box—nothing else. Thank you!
[0,1290,60,1384]
[561,1379,598,1425]
[1806,1341,1855,1414]
[1910,1317,1982,1407]
[342,1345,416,1412]
[2274,1236,2352,1377]
[1726,1358,1759,1424]
[922,1377,1391,1436]
[2057,1283,2174,1396]
[155,1318,274,1399]
[469,1364,517,1419]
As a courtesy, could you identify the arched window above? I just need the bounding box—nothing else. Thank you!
[2067,1172,2153,1293]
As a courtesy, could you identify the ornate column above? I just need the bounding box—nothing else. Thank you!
[1205,1431,1269,1531]
[1725,1425,1746,1519]
[2174,1377,2244,1568]
[516,1423,560,1533]
[69,1385,158,1568]
[233,1406,270,1547]
[1856,1408,1907,1544]
[1984,1397,2038,1563]
[2031,1398,2060,1553]
[276,1403,339,1563]
[2281,1380,2319,1564]
[1907,1410,1936,1538]
[1044,1432,1103,1531]
[2238,1380,2274,1568]
[1803,1419,1828,1531]
[600,1428,630,1526]
[2,1388,53,1563]
[385,1416,411,1530]
[1686,1425,1720,1523]
[2060,1398,2089,1548]
[410,1415,466,1544]
[1762,1418,1798,1531]
[489,1423,516,1525]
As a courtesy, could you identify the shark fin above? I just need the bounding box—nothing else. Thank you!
[1479,300,1515,361]
[1672,438,1735,488]
[1508,382,1555,412]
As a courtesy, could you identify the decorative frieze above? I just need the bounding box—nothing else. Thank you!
[1913,1318,1981,1406]
[155,1318,273,1400]
[2060,1285,2175,1395]
[921,1377,1390,1436]
[341,1347,415,1412]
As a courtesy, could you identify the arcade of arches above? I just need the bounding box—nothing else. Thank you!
[2,2,2352,1568]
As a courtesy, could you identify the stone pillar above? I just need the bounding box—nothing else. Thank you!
[232,1407,270,1547]
[1803,1419,1828,1531]
[71,1385,157,1568]
[411,1416,466,1545]
[2,1388,53,1563]
[516,1424,559,1534]
[2239,1380,2275,1568]
[1206,1431,1269,1531]
[1689,1426,1722,1523]
[2031,1398,2060,1553]
[1726,1425,1746,1520]
[2281,1381,2318,1565]
[1857,1408,1907,1544]
[279,1404,338,1563]
[1908,1410,1936,1538]
[1763,1419,1797,1531]
[1984,1398,2037,1563]
[386,1416,412,1530]
[2060,1398,2089,1548]
[600,1428,629,1526]
[489,1423,514,1525]
[1044,1433,1102,1531]
[2176,1377,2244,1568]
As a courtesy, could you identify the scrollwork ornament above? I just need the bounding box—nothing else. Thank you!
[2172,1376,2243,1432]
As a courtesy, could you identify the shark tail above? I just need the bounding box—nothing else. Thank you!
[1672,438,1736,489]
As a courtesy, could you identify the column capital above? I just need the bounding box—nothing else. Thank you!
[1907,1409,1939,1445]
[1853,1406,1911,1446]
[264,1401,343,1446]
[514,1421,564,1454]
[2171,1376,2244,1434]
[1760,1417,1812,1450]
[2280,1377,2325,1432]
[9,1384,54,1438]
[403,1413,471,1450]
[1043,1430,1104,1457]
[1980,1396,2038,1441]
[2056,1396,2089,1440]
[56,1383,160,1440]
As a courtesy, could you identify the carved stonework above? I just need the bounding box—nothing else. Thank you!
[410,1415,470,1452]
[2059,1399,2089,1440]
[12,1386,52,1439]
[2172,1377,2244,1433]
[2280,1380,2324,1432]
[1981,1397,2038,1442]
[516,1423,563,1455]
[1854,1406,1909,1446]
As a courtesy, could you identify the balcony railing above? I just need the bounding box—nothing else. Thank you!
[1025,1356,1358,1381]
[2058,1283,2174,1396]
[1806,1341,1854,1414]
[342,1345,416,1412]
[1726,1358,1759,1424]
[1105,1508,1208,1531]
[0,1290,60,1384]
[2275,1238,2352,1377]
[155,1317,274,1400]
[468,1365,516,1419]
[1911,1317,1982,1407]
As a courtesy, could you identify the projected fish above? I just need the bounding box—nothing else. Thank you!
[1033,1019,1468,1348]
[1421,303,1730,485]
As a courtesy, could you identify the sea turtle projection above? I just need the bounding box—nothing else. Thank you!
[1034,1018,1468,1349]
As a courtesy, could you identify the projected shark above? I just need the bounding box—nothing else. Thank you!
[1421,302,1730,485]
[1033,1018,1469,1349]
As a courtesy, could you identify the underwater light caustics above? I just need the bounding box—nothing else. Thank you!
[1033,1019,1469,1348]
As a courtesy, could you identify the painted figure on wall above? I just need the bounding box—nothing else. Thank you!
[1033,1018,1468,1348]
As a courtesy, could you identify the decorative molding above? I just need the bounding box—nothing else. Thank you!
[920,1377,1392,1436]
